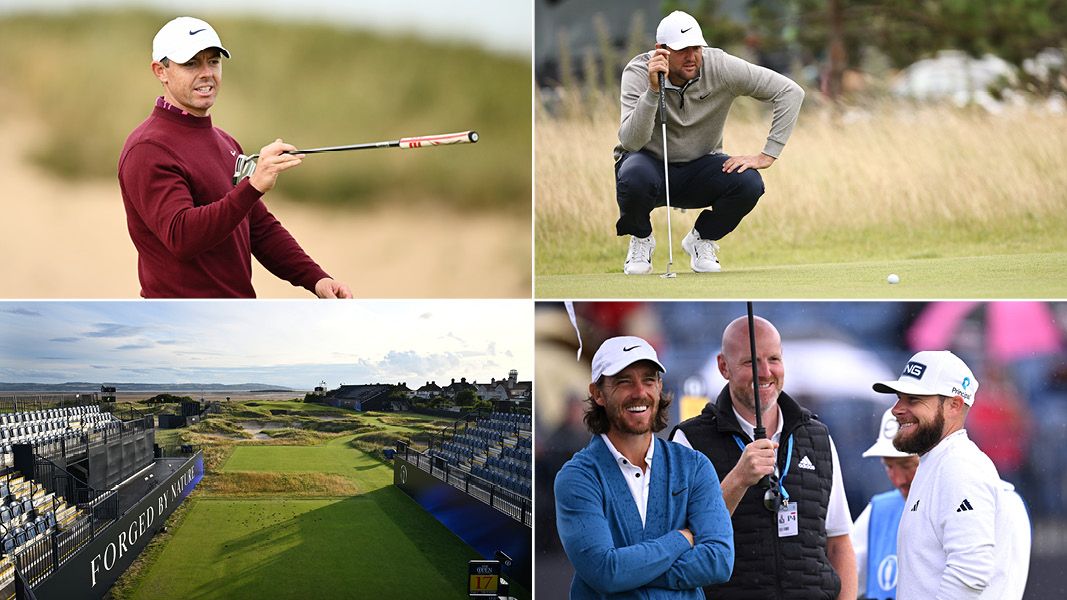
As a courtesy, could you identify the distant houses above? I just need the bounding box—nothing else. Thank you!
[321,370,530,412]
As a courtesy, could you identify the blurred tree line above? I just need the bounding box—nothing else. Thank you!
[668,0,1067,100]
[546,0,1067,113]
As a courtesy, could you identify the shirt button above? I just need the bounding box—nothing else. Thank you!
[635,473,641,478]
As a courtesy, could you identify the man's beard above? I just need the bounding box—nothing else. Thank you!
[894,402,944,455]
[732,382,779,416]
[608,398,658,435]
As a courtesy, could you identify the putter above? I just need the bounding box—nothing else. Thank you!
[748,302,782,511]
[657,73,676,279]
[232,130,479,185]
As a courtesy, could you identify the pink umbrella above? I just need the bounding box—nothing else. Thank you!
[907,302,1062,362]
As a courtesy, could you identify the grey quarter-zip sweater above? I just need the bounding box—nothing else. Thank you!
[614,47,804,163]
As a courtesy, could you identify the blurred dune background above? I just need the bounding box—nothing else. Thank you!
[0,7,532,298]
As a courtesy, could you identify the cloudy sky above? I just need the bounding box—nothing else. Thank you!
[0,301,532,389]
[0,0,531,56]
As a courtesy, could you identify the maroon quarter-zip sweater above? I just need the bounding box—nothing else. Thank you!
[118,105,329,298]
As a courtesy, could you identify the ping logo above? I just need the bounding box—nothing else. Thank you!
[877,555,898,591]
[902,361,926,379]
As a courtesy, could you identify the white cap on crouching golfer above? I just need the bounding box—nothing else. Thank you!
[862,408,914,458]
[656,11,709,51]
[591,336,666,383]
[153,17,230,63]
[872,350,979,406]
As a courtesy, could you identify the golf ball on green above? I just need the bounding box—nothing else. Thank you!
[887,274,900,284]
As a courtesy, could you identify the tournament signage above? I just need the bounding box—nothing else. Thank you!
[33,453,203,600]
[468,560,500,598]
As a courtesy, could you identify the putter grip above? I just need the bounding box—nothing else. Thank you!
[658,73,667,125]
[398,131,478,149]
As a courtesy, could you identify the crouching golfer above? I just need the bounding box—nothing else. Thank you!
[119,16,352,298]
[615,11,804,275]
[554,336,733,598]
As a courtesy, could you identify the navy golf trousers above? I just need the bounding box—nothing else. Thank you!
[615,150,765,240]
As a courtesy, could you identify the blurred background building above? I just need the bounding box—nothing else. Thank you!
[536,301,1067,599]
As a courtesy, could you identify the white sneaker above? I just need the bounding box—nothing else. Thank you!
[623,235,655,275]
[681,229,722,272]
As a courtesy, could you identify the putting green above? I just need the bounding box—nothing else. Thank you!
[535,252,1067,298]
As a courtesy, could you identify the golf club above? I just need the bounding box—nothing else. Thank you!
[232,130,479,185]
[657,73,676,279]
[748,302,782,511]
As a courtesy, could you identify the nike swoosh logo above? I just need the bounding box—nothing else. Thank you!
[622,346,640,352]
[672,488,687,496]
[681,27,692,33]
[189,28,206,35]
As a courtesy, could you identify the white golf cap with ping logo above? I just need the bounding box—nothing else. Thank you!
[656,11,709,51]
[862,408,914,458]
[872,350,979,406]
[153,16,230,64]
[591,336,666,383]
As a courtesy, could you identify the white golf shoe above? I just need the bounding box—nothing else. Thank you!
[681,229,722,273]
[623,235,655,275]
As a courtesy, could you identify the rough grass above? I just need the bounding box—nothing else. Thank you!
[535,95,1067,296]
[199,472,360,498]
[187,418,252,439]
[0,10,530,212]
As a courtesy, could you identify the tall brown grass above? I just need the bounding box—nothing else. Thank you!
[200,471,360,497]
[536,94,1067,272]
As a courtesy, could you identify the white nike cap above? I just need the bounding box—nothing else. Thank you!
[591,336,666,383]
[862,408,914,458]
[656,11,708,51]
[153,17,230,64]
[873,350,979,406]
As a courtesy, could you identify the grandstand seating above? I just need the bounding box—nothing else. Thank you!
[430,411,532,499]
[0,406,121,468]
[0,407,104,599]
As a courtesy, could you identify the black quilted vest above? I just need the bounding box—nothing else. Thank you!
[673,386,839,599]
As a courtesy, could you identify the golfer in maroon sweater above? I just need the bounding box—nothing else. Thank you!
[118,16,352,299]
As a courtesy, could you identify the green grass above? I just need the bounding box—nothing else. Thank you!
[222,434,390,486]
[115,400,532,599]
[0,10,530,212]
[123,493,482,600]
[537,251,1067,298]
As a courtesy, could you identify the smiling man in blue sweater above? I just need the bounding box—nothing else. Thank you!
[554,335,734,599]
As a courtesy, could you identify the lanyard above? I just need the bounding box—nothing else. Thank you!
[734,434,793,503]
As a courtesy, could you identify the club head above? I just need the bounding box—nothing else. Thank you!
[661,271,677,279]
[232,154,258,186]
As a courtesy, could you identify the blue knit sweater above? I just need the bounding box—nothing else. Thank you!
[555,435,734,599]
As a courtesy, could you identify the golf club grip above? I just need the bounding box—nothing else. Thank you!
[657,73,667,125]
[399,131,479,149]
